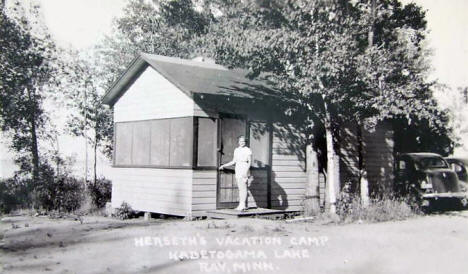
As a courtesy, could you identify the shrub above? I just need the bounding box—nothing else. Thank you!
[87,178,112,208]
[35,173,85,212]
[0,176,30,214]
[114,201,135,220]
[335,182,419,223]
[0,155,88,214]
[336,194,418,223]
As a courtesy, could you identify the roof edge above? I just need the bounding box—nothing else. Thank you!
[102,55,148,106]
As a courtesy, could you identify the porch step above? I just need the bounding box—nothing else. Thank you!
[205,208,299,220]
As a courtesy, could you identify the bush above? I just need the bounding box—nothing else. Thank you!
[114,201,135,220]
[335,183,419,223]
[87,178,112,209]
[0,154,91,214]
[35,173,85,212]
[336,195,418,223]
[0,176,30,214]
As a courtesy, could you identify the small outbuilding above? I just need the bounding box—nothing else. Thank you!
[102,53,309,217]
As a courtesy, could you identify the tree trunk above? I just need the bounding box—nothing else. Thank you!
[94,129,97,185]
[358,124,370,207]
[358,0,376,207]
[26,87,40,183]
[325,121,337,214]
[30,117,40,183]
[304,144,320,216]
[368,0,376,47]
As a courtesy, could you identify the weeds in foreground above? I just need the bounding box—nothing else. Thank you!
[335,194,419,224]
[113,201,136,220]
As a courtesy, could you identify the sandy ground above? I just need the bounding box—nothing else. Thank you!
[1,211,468,274]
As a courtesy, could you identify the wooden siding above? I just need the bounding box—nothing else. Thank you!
[363,123,394,193]
[339,124,360,186]
[110,168,193,216]
[192,170,217,213]
[270,124,307,211]
[337,122,394,195]
[114,67,195,122]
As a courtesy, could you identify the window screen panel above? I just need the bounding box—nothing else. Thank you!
[169,117,193,167]
[132,120,151,165]
[197,118,217,167]
[249,122,270,168]
[150,119,170,166]
[114,122,133,165]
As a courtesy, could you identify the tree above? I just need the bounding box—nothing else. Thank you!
[64,52,113,184]
[0,2,60,185]
[97,0,214,86]
[198,0,453,211]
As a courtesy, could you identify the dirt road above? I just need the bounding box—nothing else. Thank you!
[1,211,467,274]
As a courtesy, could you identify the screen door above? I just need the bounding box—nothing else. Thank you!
[217,117,246,209]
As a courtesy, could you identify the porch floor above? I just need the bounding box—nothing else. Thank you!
[204,208,299,220]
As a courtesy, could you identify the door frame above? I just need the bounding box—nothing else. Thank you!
[216,113,248,209]
[215,113,273,209]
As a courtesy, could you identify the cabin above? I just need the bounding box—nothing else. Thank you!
[102,53,310,218]
[102,53,395,218]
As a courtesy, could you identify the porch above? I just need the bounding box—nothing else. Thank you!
[203,207,299,220]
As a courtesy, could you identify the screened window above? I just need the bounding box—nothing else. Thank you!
[170,118,193,167]
[114,117,193,167]
[132,121,150,165]
[150,119,170,166]
[249,122,271,168]
[197,118,217,167]
[114,123,133,166]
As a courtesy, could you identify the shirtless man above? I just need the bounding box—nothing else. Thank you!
[219,135,252,211]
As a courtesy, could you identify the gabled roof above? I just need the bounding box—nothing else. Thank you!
[102,53,274,106]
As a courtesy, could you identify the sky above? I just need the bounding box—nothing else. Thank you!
[40,0,127,49]
[400,0,468,90]
[38,0,468,90]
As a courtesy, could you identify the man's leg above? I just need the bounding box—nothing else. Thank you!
[236,176,248,210]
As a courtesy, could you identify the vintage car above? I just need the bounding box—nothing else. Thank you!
[395,153,468,210]
[444,157,468,191]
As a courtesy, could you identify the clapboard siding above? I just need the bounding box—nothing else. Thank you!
[114,67,194,122]
[339,124,360,186]
[337,122,394,198]
[271,124,307,211]
[363,122,394,193]
[192,170,217,213]
[110,168,192,216]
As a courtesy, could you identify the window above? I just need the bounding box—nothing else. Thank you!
[170,118,193,167]
[132,121,150,165]
[114,117,271,169]
[249,122,271,168]
[197,118,217,167]
[114,123,133,165]
[114,117,193,167]
[150,119,170,166]
[417,157,448,169]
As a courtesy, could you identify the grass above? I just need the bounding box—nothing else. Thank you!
[336,195,419,224]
